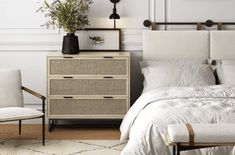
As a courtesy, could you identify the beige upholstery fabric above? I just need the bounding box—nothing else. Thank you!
[210,31,235,59]
[168,124,235,143]
[0,69,44,122]
[0,69,23,108]
[143,31,210,60]
[0,107,43,121]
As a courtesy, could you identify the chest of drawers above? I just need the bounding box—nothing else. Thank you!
[47,52,130,127]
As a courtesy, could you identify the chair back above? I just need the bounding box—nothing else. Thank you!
[0,69,23,108]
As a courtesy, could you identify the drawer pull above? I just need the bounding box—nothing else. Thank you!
[103,76,113,79]
[103,56,113,59]
[103,96,113,99]
[63,56,73,59]
[63,96,73,99]
[63,76,73,79]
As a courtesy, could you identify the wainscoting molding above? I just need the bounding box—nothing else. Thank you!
[0,28,60,35]
[121,28,144,50]
[0,29,144,51]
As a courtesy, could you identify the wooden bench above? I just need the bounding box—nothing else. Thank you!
[163,124,235,155]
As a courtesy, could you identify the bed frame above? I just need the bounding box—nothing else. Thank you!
[143,29,235,154]
[143,19,235,30]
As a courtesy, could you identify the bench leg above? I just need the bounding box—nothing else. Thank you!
[177,143,180,155]
[173,146,176,155]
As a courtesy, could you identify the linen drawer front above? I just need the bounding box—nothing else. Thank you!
[49,58,127,75]
[49,99,127,115]
[49,78,127,95]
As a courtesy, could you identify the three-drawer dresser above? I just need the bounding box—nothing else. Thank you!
[47,52,130,131]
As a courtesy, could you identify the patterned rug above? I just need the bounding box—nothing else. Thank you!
[0,140,127,155]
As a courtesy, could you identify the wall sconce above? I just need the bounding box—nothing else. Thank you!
[109,0,120,29]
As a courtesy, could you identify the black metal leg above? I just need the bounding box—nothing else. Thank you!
[177,143,180,155]
[49,119,54,132]
[19,120,22,135]
[42,115,45,146]
[48,119,51,132]
[173,146,176,155]
[52,120,55,131]
[42,98,46,146]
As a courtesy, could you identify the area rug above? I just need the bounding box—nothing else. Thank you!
[0,140,127,155]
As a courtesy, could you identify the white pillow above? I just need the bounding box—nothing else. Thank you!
[216,60,235,85]
[142,64,215,93]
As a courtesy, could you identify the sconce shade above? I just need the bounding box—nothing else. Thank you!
[109,13,120,19]
[110,0,119,3]
[109,0,120,28]
[109,1,120,20]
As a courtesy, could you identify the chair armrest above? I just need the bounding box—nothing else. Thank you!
[22,86,46,114]
[21,86,46,100]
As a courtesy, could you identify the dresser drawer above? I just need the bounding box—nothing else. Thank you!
[48,58,128,75]
[49,78,127,95]
[49,99,127,115]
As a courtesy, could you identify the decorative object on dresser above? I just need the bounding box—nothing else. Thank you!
[109,0,120,29]
[78,28,121,51]
[47,52,130,131]
[38,0,93,54]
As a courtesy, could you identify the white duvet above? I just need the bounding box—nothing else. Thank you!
[120,85,235,155]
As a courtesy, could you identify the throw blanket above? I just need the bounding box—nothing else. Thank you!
[120,85,235,155]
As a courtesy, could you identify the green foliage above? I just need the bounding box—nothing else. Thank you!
[38,0,93,33]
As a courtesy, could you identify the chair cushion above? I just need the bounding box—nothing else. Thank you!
[0,107,43,121]
[168,124,235,143]
[0,69,23,108]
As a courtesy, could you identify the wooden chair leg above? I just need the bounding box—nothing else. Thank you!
[19,120,22,135]
[42,115,45,146]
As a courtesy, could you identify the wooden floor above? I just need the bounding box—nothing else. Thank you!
[0,125,120,140]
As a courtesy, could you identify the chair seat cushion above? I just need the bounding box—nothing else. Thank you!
[0,107,43,122]
[168,124,235,143]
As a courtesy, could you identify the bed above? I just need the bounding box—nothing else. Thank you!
[120,31,235,155]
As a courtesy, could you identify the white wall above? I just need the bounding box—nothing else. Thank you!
[164,0,235,22]
[0,0,235,115]
[0,0,147,111]
[153,0,235,30]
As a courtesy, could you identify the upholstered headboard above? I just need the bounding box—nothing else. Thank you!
[210,31,235,59]
[143,31,210,60]
[143,31,235,60]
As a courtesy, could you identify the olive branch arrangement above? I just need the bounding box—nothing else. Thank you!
[38,0,93,33]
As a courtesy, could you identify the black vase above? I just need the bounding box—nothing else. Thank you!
[62,33,80,54]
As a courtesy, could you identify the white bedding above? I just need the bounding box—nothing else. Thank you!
[120,85,235,155]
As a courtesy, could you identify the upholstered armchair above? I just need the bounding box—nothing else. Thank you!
[0,69,45,145]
